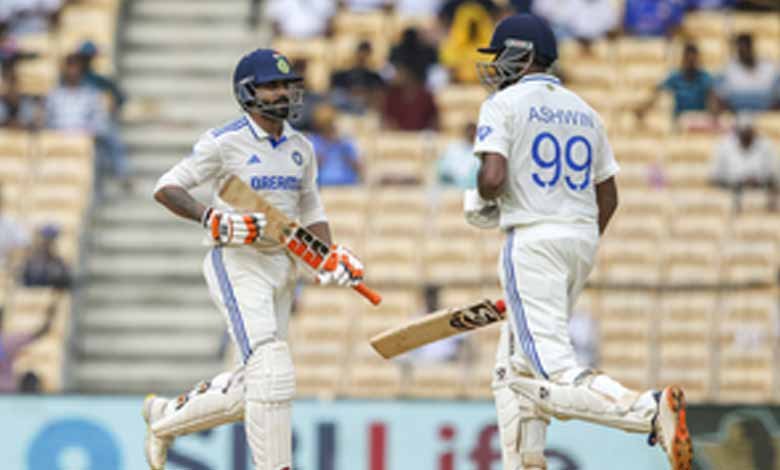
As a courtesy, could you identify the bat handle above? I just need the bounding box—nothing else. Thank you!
[354,283,382,306]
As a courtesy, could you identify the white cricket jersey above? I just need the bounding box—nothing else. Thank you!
[155,113,327,256]
[474,74,619,232]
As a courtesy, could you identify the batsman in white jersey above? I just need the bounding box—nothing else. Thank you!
[141,49,364,470]
[463,14,692,470]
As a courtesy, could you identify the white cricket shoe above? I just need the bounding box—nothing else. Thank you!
[143,394,173,470]
[650,386,693,470]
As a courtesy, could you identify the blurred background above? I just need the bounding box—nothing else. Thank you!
[1,0,780,469]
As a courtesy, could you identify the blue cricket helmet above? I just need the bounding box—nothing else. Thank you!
[476,14,558,91]
[233,48,303,120]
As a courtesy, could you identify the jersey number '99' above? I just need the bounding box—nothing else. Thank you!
[531,132,592,191]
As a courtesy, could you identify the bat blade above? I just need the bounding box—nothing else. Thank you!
[219,175,381,306]
[370,299,506,359]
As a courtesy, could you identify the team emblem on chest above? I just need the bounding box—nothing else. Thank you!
[291,150,303,166]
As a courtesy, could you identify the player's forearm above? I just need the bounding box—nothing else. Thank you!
[306,221,332,246]
[154,185,208,224]
[477,153,507,200]
[595,177,618,235]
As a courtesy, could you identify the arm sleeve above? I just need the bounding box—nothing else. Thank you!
[473,96,511,158]
[299,146,328,227]
[593,120,620,184]
[153,132,222,193]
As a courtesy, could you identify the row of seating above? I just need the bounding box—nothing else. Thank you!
[289,286,778,402]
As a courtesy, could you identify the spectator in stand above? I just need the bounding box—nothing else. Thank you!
[45,54,128,197]
[437,122,479,189]
[309,103,362,186]
[623,0,687,37]
[439,1,494,83]
[75,40,132,193]
[438,0,499,29]
[710,113,779,210]
[717,33,780,112]
[0,67,42,129]
[0,183,29,274]
[0,0,63,38]
[382,63,438,131]
[341,0,390,12]
[388,27,439,84]
[0,291,61,393]
[22,224,71,289]
[636,43,717,119]
[394,0,443,17]
[330,41,384,113]
[533,0,618,43]
[264,0,336,38]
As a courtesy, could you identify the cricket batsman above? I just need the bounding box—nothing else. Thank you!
[463,14,692,470]
[142,48,364,470]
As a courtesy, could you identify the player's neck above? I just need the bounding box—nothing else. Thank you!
[249,113,284,139]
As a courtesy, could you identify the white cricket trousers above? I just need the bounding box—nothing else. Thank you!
[498,223,599,379]
[203,245,296,363]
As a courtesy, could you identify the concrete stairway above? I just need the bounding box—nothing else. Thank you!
[72,0,271,394]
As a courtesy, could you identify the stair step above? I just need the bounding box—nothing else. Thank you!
[80,333,222,357]
[81,308,222,330]
[92,225,203,252]
[123,51,238,73]
[125,23,256,47]
[75,360,225,394]
[133,1,248,20]
[85,283,212,306]
[87,254,204,279]
[123,76,228,99]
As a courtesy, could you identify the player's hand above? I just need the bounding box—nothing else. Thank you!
[317,244,364,287]
[202,207,266,246]
[464,189,499,229]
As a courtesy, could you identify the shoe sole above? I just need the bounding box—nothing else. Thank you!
[666,386,693,470]
[142,394,163,470]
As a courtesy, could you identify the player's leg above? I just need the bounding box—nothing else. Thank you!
[503,234,692,468]
[492,323,549,470]
[143,368,245,469]
[215,247,296,470]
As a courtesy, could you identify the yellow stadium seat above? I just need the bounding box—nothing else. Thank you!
[754,112,780,140]
[615,38,668,65]
[682,11,727,38]
[295,286,354,317]
[599,238,662,284]
[717,291,775,402]
[658,293,715,401]
[611,136,664,164]
[665,161,712,189]
[662,239,721,284]
[0,130,31,185]
[439,287,485,309]
[15,58,57,95]
[295,362,343,399]
[423,235,482,284]
[404,363,465,399]
[722,240,777,285]
[665,135,716,163]
[609,213,667,240]
[732,13,780,38]
[597,292,656,391]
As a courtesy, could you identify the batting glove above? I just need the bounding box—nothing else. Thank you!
[463,189,499,229]
[202,207,266,246]
[317,244,364,287]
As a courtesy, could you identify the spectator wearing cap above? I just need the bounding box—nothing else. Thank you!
[637,43,718,119]
[75,41,132,194]
[22,224,71,289]
[711,113,779,210]
[309,103,362,186]
[330,41,385,113]
[382,63,439,131]
[717,33,780,112]
[0,291,61,393]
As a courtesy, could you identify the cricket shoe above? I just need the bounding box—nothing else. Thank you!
[143,394,173,470]
[648,386,693,470]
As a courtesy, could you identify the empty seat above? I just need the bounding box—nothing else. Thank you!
[721,241,778,285]
[599,238,662,284]
[404,363,465,399]
[662,239,720,284]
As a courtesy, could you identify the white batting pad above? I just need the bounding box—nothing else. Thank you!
[494,384,549,470]
[245,340,295,470]
[151,369,245,438]
[508,368,657,434]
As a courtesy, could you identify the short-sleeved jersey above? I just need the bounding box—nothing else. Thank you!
[155,113,327,252]
[473,73,619,231]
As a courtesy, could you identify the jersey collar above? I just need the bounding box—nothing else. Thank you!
[518,73,561,86]
[244,113,300,149]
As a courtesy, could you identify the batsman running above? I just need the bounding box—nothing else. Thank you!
[142,48,365,470]
[464,14,692,470]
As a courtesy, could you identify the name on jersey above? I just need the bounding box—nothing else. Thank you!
[250,175,301,191]
[528,106,595,129]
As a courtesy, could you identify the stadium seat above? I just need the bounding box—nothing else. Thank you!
[404,363,465,399]
[423,235,482,284]
[15,58,57,95]
[597,292,655,391]
[0,130,31,185]
[615,38,668,65]
[721,241,778,285]
[658,293,716,402]
[662,239,721,284]
[599,238,662,284]
[682,11,727,38]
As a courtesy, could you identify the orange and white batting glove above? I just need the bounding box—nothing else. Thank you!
[317,244,364,287]
[202,207,266,246]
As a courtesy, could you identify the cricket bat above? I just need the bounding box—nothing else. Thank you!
[219,175,382,306]
[370,299,506,359]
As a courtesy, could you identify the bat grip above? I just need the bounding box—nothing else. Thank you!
[354,283,382,305]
